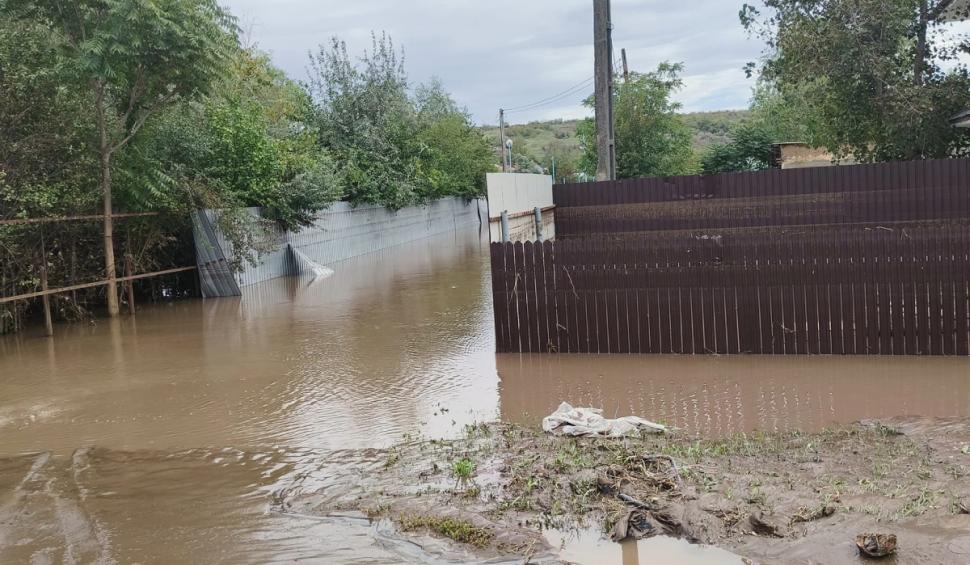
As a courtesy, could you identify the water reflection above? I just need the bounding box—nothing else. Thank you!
[545,526,745,565]
[0,230,498,455]
[498,354,970,436]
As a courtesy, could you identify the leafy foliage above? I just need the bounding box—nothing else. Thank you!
[681,111,753,149]
[0,16,98,218]
[482,112,752,182]
[701,123,776,174]
[1,7,491,332]
[579,63,698,179]
[307,36,491,209]
[741,0,970,161]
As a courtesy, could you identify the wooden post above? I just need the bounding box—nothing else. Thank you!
[39,233,54,337]
[499,109,508,173]
[124,252,135,314]
[593,0,616,181]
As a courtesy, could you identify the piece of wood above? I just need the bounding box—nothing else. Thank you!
[0,266,196,304]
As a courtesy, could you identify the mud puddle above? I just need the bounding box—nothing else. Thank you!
[545,527,746,564]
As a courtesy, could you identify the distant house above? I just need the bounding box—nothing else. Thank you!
[771,142,855,169]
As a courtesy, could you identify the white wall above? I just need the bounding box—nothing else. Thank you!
[486,173,553,219]
[486,173,555,243]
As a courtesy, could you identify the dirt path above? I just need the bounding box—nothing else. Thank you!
[284,417,970,564]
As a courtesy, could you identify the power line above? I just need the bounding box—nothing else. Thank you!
[503,76,595,114]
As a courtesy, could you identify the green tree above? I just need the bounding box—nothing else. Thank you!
[119,48,339,229]
[4,0,237,316]
[414,80,493,199]
[0,16,97,219]
[742,0,970,162]
[308,34,420,209]
[308,36,492,208]
[579,63,697,179]
[701,122,776,174]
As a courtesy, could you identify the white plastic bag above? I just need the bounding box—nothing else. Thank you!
[542,402,666,438]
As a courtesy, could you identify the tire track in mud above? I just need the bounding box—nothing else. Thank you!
[0,450,113,564]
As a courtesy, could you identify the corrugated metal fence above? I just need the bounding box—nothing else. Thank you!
[491,158,970,355]
[195,198,486,297]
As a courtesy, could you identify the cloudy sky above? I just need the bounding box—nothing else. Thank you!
[224,0,763,125]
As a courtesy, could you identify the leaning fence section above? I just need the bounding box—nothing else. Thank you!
[491,157,970,356]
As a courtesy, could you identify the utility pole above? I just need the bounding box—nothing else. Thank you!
[621,48,629,82]
[593,0,616,181]
[499,109,508,173]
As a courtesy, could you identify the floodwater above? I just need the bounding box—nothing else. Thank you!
[2,228,969,563]
[498,353,970,437]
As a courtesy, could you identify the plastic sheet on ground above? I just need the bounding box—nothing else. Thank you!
[541,402,666,438]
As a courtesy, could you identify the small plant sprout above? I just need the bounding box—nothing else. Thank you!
[452,457,476,487]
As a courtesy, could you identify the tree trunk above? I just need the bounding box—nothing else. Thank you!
[101,152,119,317]
[96,80,120,318]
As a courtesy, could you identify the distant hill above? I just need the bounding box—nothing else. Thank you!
[681,110,751,149]
[481,110,751,172]
[481,119,583,170]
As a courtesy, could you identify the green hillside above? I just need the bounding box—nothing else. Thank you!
[481,110,751,175]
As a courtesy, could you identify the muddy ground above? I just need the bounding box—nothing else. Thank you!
[279,417,970,564]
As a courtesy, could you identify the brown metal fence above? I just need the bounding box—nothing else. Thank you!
[491,158,970,355]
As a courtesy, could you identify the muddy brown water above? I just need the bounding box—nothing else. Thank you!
[2,230,969,563]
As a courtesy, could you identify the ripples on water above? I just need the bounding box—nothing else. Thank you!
[0,231,499,455]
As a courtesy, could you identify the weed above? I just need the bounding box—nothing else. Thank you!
[452,458,476,482]
[364,503,390,518]
[874,424,902,437]
[553,442,588,471]
[746,486,767,506]
[384,450,401,469]
[464,422,491,439]
[897,488,941,518]
[398,515,494,548]
[858,478,879,493]
[499,496,535,512]
[525,476,542,494]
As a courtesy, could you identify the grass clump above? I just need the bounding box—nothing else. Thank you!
[897,488,942,518]
[398,514,494,548]
[452,458,476,482]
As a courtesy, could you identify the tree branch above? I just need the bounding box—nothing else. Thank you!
[108,90,179,155]
[121,68,147,127]
[52,0,79,48]
[93,79,109,153]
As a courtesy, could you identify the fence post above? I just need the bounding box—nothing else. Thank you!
[534,207,544,242]
[124,253,136,315]
[39,233,53,337]
[501,210,510,243]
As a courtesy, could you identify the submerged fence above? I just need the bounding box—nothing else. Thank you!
[491,158,970,355]
[195,198,487,297]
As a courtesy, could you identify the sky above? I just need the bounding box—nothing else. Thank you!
[223,0,764,125]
